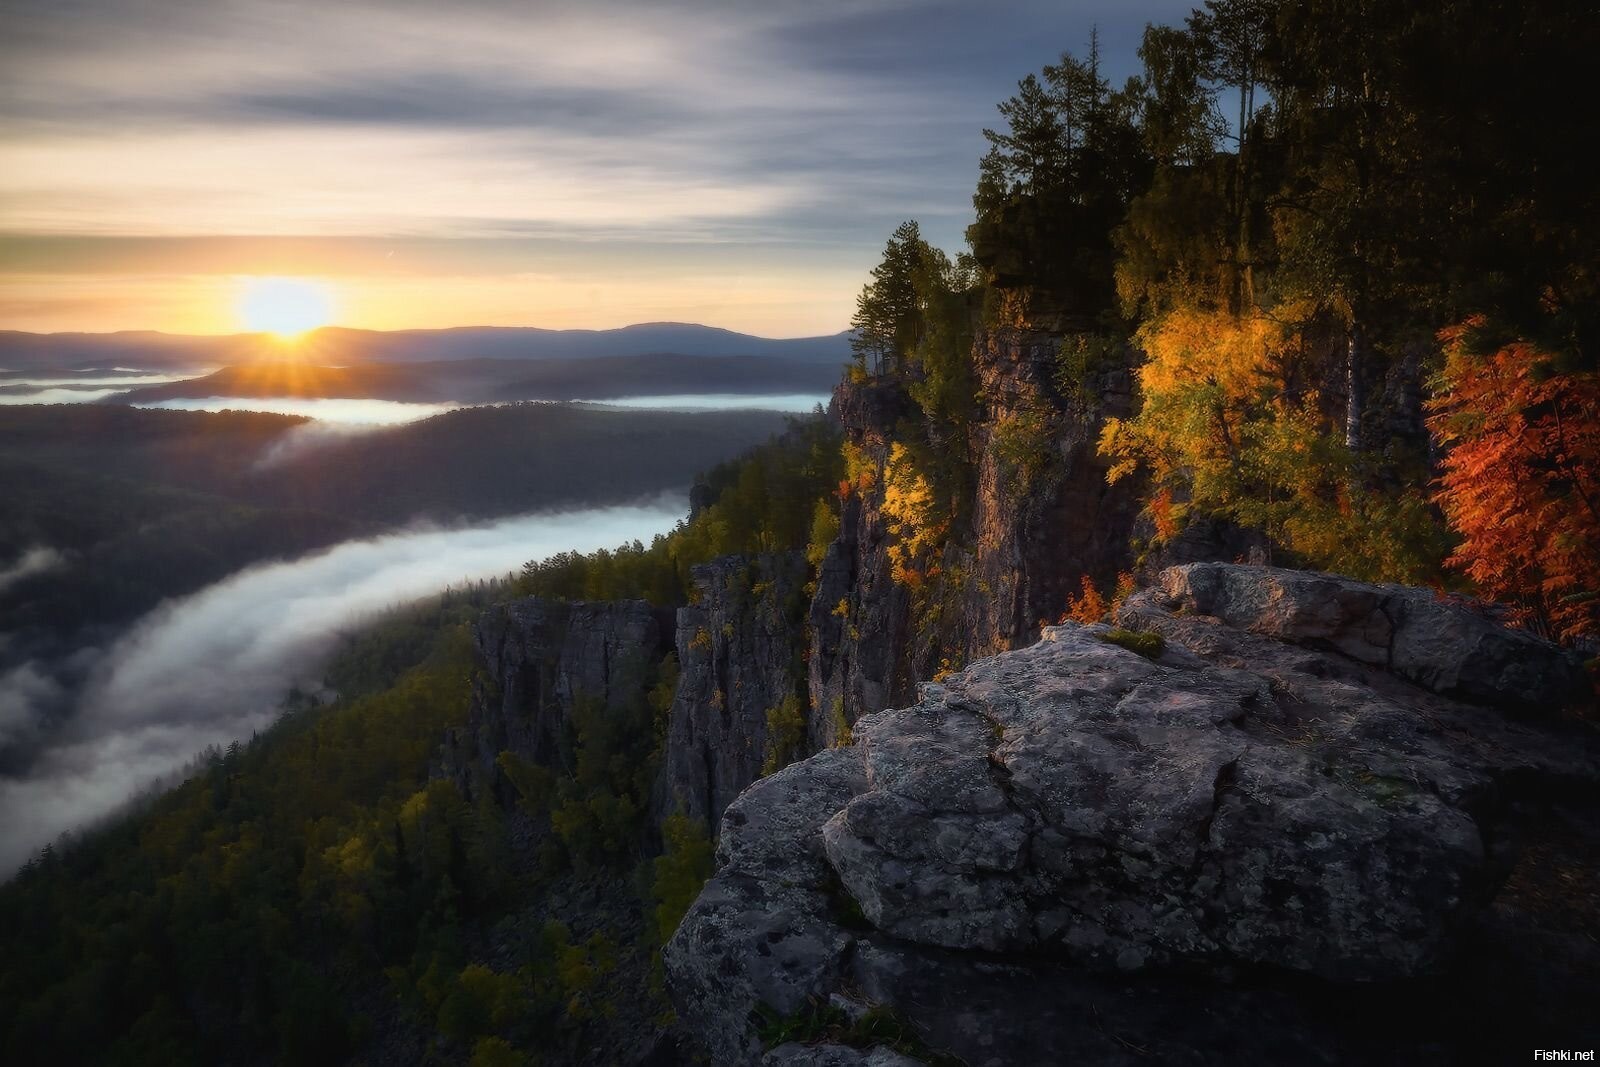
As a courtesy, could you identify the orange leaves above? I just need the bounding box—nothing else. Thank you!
[1428,322,1600,641]
[1060,575,1108,623]
[1059,571,1139,625]
[1149,488,1179,540]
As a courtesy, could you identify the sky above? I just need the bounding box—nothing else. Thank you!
[0,0,1191,337]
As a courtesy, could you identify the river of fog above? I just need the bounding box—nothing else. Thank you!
[0,372,197,405]
[134,396,466,424]
[0,495,687,873]
[1,382,829,419]
[577,393,829,412]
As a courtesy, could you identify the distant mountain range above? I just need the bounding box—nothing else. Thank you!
[114,353,842,405]
[0,322,854,372]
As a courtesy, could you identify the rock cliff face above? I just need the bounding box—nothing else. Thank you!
[665,564,1599,1065]
[656,553,811,829]
[808,326,1144,745]
[438,598,670,802]
[807,381,918,745]
[960,327,1142,653]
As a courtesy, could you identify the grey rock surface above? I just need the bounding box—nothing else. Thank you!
[437,597,667,801]
[1157,561,1586,710]
[655,552,811,829]
[667,565,1600,1065]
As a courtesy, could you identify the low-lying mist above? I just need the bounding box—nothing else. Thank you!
[0,495,687,874]
[577,393,829,412]
[134,396,464,424]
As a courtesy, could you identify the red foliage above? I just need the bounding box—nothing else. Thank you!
[1148,488,1179,541]
[1428,321,1600,642]
[1060,574,1109,624]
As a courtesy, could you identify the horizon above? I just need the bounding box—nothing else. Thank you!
[1,0,1189,336]
[0,318,854,342]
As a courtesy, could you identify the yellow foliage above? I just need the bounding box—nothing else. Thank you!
[842,439,877,493]
[882,443,945,587]
[1101,304,1446,584]
[1134,304,1288,401]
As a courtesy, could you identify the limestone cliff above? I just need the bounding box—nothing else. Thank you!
[656,553,811,829]
[437,597,671,804]
[666,564,1599,1065]
[808,323,1145,745]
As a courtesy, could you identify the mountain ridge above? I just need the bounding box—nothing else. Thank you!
[0,323,855,371]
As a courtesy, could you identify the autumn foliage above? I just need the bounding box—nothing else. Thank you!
[1061,574,1108,623]
[1428,321,1600,642]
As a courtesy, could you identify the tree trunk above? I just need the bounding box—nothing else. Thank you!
[1345,321,1364,451]
[1238,75,1255,307]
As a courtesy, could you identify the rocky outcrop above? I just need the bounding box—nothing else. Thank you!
[807,381,917,747]
[961,327,1142,652]
[438,597,670,802]
[667,564,1600,1065]
[1156,562,1586,710]
[656,553,811,829]
[808,331,1144,745]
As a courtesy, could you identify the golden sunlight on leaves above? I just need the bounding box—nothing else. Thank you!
[236,276,335,338]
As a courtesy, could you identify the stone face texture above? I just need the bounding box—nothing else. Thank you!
[808,329,1145,747]
[655,552,811,829]
[668,565,1600,1066]
[1158,561,1587,709]
[438,598,666,802]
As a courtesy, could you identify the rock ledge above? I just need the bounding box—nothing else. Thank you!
[665,565,1599,1065]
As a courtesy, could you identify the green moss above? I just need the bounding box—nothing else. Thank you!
[1095,627,1165,659]
[1345,769,1418,808]
[829,697,853,747]
[752,997,964,1065]
[761,695,807,775]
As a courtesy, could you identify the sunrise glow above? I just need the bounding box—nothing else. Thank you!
[236,277,334,338]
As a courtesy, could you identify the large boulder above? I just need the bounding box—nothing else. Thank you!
[1157,562,1586,710]
[666,565,1600,1065]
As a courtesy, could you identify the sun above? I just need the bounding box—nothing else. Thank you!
[237,277,335,338]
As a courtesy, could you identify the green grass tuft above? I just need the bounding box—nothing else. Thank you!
[1095,627,1165,659]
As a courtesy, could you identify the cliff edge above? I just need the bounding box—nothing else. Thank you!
[665,564,1598,1065]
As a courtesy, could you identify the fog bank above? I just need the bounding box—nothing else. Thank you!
[134,396,464,424]
[577,393,828,412]
[0,495,686,873]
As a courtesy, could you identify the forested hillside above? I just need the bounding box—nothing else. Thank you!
[840,0,1596,646]
[0,422,843,1065]
[0,403,797,649]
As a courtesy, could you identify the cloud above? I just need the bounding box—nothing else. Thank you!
[577,393,829,412]
[0,0,1195,334]
[0,496,688,873]
[0,373,189,387]
[0,662,63,749]
[0,546,67,592]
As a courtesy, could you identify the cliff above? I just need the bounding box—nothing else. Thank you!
[665,563,1599,1065]
[809,323,1145,744]
[656,553,812,829]
[437,597,671,804]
